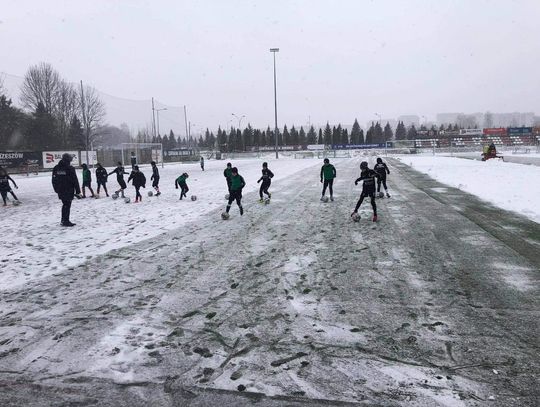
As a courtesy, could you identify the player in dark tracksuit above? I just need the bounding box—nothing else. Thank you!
[374,157,391,198]
[51,153,81,226]
[150,161,161,196]
[351,161,380,222]
[226,167,245,215]
[175,173,189,200]
[224,162,233,194]
[257,162,274,202]
[108,162,129,197]
[320,158,337,201]
[200,157,205,171]
[0,167,19,206]
[95,163,109,197]
[81,164,96,198]
[127,165,146,203]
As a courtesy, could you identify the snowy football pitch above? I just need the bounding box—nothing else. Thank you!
[0,156,538,406]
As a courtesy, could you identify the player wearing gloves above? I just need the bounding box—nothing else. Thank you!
[127,165,146,203]
[226,167,246,216]
[0,167,19,206]
[351,161,380,222]
[52,153,82,226]
[175,173,190,200]
[257,162,274,202]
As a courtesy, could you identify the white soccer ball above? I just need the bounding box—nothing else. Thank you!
[351,213,360,222]
[124,197,131,203]
[264,198,271,205]
[191,195,197,201]
[225,194,230,200]
[12,200,21,206]
[322,196,329,203]
[221,212,230,220]
[148,191,154,197]
[378,192,384,198]
[112,193,119,200]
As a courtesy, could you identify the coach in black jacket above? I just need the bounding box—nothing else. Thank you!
[52,153,81,227]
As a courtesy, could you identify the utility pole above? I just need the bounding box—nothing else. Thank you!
[270,48,279,159]
[151,97,157,139]
[184,105,189,146]
[80,80,89,165]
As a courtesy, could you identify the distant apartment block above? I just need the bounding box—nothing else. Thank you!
[436,112,535,127]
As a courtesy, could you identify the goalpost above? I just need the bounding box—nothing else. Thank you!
[120,143,164,168]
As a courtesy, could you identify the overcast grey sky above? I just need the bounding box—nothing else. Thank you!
[1,0,539,132]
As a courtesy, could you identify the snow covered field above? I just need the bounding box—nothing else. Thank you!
[396,156,540,223]
[0,157,326,291]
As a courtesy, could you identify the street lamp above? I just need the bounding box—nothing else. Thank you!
[156,107,167,137]
[270,48,279,159]
[231,113,246,129]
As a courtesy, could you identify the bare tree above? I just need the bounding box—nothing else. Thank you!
[79,83,106,162]
[483,111,494,128]
[20,62,62,114]
[56,80,80,147]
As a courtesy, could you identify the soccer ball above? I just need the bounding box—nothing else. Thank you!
[264,198,271,205]
[191,195,197,201]
[351,213,361,222]
[322,196,329,203]
[221,212,230,220]
[112,193,119,200]
[12,200,21,206]
[148,191,154,197]
[225,194,230,200]
[124,197,131,203]
[378,192,384,198]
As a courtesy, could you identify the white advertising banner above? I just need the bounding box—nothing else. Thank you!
[42,151,79,169]
[80,151,98,166]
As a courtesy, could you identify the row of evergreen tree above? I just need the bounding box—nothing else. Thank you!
[152,120,463,152]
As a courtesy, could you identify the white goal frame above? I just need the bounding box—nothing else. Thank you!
[120,143,163,168]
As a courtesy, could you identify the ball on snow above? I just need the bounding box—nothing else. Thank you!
[191,195,197,201]
[351,213,360,222]
[112,193,119,200]
[148,191,154,197]
[221,212,230,220]
[224,194,230,200]
[124,197,131,203]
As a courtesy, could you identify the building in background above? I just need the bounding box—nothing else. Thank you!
[397,115,420,127]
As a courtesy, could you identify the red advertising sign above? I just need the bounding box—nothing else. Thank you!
[483,127,506,135]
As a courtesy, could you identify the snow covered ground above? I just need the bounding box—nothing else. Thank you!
[0,157,328,291]
[396,156,540,223]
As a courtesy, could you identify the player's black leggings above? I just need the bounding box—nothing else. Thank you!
[1,190,18,205]
[322,179,334,196]
[354,191,377,215]
[61,199,72,223]
[82,182,94,197]
[226,179,232,193]
[179,183,189,199]
[134,186,142,201]
[259,180,271,199]
[377,177,388,192]
[97,181,108,196]
[226,190,242,212]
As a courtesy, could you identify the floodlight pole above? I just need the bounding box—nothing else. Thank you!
[156,107,167,137]
[152,97,157,138]
[270,48,279,159]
